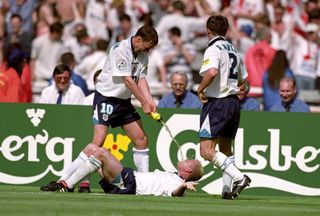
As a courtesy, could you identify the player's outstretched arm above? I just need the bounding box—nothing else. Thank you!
[172,182,198,197]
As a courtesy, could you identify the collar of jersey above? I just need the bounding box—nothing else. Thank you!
[208,36,226,47]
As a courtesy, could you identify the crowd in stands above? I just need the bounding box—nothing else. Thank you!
[0,0,319,112]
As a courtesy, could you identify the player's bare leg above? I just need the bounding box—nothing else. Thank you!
[91,124,109,147]
[122,120,149,172]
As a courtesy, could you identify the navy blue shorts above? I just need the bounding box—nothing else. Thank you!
[93,91,140,128]
[99,168,136,195]
[199,95,240,139]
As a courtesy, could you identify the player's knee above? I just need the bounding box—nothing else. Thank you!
[83,143,99,156]
[133,135,148,150]
[93,147,107,161]
[200,146,214,161]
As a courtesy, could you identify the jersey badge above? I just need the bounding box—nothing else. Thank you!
[202,59,210,66]
[103,114,109,121]
[116,59,127,71]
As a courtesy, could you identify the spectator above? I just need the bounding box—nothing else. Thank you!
[183,0,217,17]
[263,50,295,111]
[269,4,295,61]
[225,12,254,58]
[107,0,139,34]
[2,14,32,59]
[109,13,136,49]
[34,0,60,37]
[60,52,89,96]
[64,25,92,64]
[229,0,265,32]
[244,25,276,97]
[3,0,38,37]
[146,48,168,92]
[31,22,65,89]
[75,38,108,91]
[290,23,320,90]
[54,0,85,25]
[156,0,206,44]
[0,48,26,102]
[238,82,260,111]
[85,0,110,40]
[148,0,170,27]
[39,64,85,104]
[161,26,196,88]
[158,71,202,109]
[270,77,310,112]
[3,43,32,103]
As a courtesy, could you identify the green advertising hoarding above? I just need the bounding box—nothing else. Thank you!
[0,103,319,196]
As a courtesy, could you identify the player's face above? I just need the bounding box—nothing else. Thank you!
[135,38,155,53]
[237,85,246,101]
[170,74,187,97]
[279,81,295,103]
[54,71,71,92]
[177,160,191,174]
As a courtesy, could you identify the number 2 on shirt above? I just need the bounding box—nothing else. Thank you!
[228,53,238,80]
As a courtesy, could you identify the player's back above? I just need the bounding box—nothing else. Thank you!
[200,37,247,98]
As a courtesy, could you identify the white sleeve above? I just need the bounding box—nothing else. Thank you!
[110,48,132,77]
[199,48,220,76]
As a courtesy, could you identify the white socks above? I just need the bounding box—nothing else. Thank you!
[212,152,243,183]
[222,155,235,193]
[65,156,102,189]
[59,152,88,181]
[133,147,149,172]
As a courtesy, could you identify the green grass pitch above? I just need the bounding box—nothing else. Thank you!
[0,185,319,216]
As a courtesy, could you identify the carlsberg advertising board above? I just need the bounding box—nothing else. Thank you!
[0,103,319,196]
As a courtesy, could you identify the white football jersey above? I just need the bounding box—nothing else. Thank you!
[199,36,248,98]
[134,170,184,196]
[96,37,148,99]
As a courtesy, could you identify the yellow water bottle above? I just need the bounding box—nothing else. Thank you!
[150,112,162,122]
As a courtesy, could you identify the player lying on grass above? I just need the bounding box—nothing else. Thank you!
[41,143,203,196]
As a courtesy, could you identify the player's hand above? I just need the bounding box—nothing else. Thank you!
[142,102,153,114]
[183,182,198,191]
[198,91,208,103]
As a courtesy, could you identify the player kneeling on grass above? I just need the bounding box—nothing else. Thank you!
[42,143,203,196]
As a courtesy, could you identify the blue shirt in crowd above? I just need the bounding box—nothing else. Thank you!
[270,98,310,112]
[158,91,202,109]
[262,68,295,111]
[240,97,260,111]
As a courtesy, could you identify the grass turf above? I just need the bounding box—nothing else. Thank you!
[0,185,319,216]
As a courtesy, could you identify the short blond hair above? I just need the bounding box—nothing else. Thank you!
[187,160,203,181]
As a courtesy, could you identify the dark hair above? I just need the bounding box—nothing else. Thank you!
[267,50,289,89]
[10,13,22,21]
[60,52,75,66]
[50,22,64,34]
[169,26,181,37]
[119,13,131,22]
[75,28,89,41]
[7,47,27,76]
[172,0,185,12]
[96,39,109,51]
[135,25,158,46]
[309,8,320,21]
[53,64,71,76]
[206,15,229,37]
